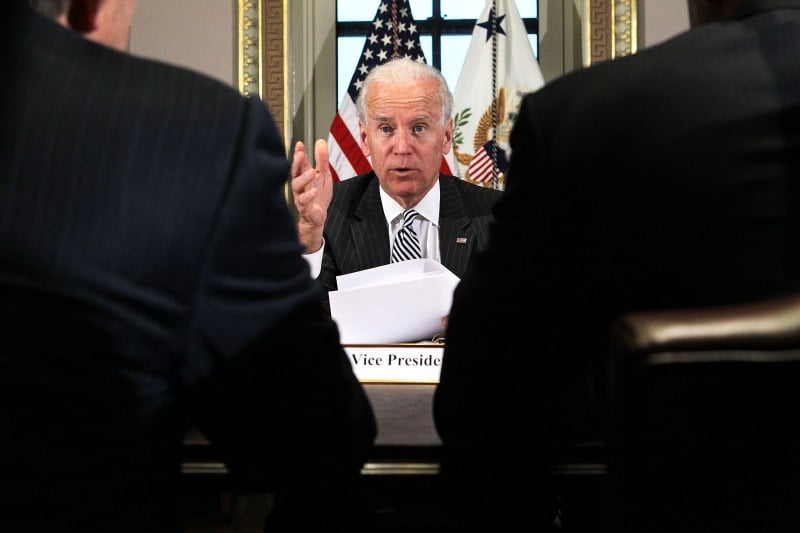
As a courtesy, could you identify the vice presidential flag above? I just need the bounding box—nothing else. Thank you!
[327,0,456,182]
[451,0,545,190]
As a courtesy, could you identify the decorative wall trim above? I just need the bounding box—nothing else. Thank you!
[237,0,287,141]
[237,0,261,97]
[584,0,637,66]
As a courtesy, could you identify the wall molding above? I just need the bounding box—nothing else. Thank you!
[583,0,637,66]
[237,0,287,142]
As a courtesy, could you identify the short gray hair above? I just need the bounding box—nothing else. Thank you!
[356,57,453,127]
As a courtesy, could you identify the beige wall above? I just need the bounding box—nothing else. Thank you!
[641,0,690,48]
[129,0,235,87]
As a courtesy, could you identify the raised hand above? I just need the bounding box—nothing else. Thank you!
[290,139,333,253]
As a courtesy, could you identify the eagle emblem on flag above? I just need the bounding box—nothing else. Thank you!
[453,87,512,189]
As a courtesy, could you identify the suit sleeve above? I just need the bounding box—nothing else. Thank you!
[186,96,376,507]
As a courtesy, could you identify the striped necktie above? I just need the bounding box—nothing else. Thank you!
[391,209,422,262]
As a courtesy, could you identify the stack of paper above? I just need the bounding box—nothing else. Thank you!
[329,258,460,344]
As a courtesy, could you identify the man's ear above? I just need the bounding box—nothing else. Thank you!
[359,126,371,157]
[67,0,101,34]
[442,118,453,155]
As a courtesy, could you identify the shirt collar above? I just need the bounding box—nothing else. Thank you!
[379,179,441,226]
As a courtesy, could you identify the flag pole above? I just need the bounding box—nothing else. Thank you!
[490,0,500,190]
[391,0,400,57]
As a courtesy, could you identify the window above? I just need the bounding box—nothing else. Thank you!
[335,1,539,105]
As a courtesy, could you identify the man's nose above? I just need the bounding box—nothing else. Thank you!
[393,129,413,153]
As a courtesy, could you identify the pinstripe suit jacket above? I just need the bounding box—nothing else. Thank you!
[318,172,503,295]
[1,5,375,530]
[435,1,800,528]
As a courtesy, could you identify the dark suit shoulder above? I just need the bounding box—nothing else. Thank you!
[127,53,243,102]
[118,53,249,124]
[328,172,379,217]
[448,174,504,199]
[331,172,376,195]
[440,174,503,216]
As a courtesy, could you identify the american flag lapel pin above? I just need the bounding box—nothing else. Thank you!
[456,237,468,244]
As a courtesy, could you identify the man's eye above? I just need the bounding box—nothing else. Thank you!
[379,126,392,134]
[413,125,426,133]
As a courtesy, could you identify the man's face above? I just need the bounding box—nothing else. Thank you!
[359,77,453,206]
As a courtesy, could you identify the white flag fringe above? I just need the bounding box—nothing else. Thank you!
[451,0,545,190]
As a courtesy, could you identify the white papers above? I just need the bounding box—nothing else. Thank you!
[330,258,460,344]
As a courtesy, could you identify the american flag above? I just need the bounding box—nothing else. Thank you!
[327,0,456,182]
[467,139,509,184]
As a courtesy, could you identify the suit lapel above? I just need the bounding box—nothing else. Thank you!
[352,178,391,269]
[438,176,475,277]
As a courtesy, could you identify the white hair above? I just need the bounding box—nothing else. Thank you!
[355,57,453,126]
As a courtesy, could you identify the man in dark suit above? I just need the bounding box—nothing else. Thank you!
[290,58,502,300]
[434,0,800,530]
[1,1,375,531]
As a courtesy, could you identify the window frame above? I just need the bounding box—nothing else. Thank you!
[336,12,540,70]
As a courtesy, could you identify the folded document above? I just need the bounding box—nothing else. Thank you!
[330,258,460,344]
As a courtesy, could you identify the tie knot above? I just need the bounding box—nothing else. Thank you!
[402,209,419,228]
[391,209,423,263]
